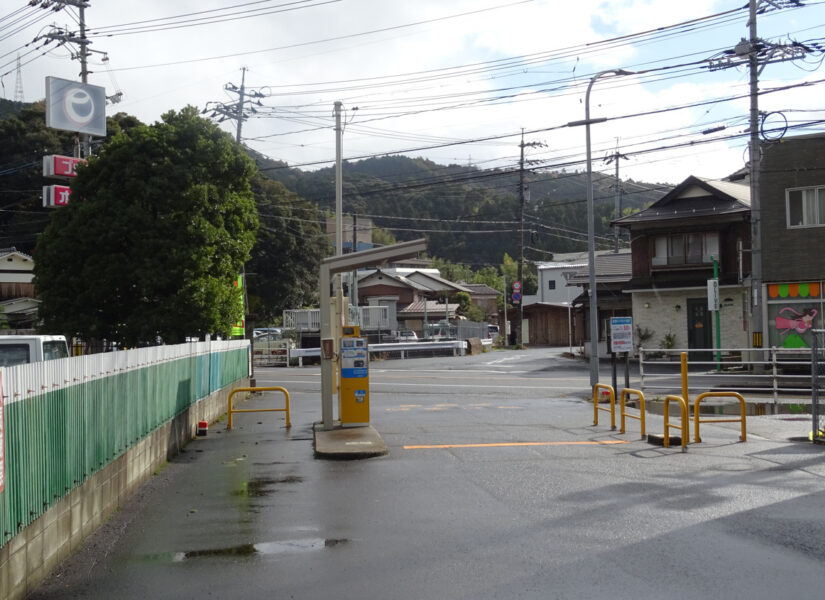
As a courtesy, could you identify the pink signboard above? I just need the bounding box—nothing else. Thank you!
[43,155,85,178]
[42,185,71,208]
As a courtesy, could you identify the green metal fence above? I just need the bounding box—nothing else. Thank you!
[0,341,249,547]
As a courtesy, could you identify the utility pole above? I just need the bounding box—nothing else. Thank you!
[203,68,264,145]
[334,101,344,258]
[605,140,628,253]
[516,131,544,348]
[747,0,765,352]
[708,0,808,354]
[39,0,94,157]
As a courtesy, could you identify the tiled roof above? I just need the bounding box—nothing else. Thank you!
[461,283,500,296]
[613,175,749,226]
[566,252,632,285]
[398,301,459,315]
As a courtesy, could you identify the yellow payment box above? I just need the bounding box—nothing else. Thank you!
[339,326,370,424]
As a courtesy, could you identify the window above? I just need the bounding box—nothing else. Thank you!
[787,187,825,228]
[548,280,556,290]
[652,232,719,266]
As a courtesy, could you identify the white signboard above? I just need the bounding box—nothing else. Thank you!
[707,279,720,311]
[610,317,633,353]
[45,76,107,137]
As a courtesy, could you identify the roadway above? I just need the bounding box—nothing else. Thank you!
[30,347,825,599]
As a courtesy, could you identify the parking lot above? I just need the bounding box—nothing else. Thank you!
[31,347,825,600]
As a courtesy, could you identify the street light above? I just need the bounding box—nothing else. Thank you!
[568,69,633,387]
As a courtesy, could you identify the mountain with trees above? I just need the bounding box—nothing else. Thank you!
[1,99,668,336]
[253,151,666,269]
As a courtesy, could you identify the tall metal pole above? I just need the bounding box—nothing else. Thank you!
[334,101,344,258]
[584,78,600,387]
[748,0,764,352]
[517,130,525,348]
[574,69,632,387]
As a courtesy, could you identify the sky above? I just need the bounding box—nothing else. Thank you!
[2,0,825,187]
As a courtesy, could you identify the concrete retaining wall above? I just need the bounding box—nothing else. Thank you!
[0,377,250,600]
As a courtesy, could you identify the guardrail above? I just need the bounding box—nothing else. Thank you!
[639,346,816,409]
[620,388,646,438]
[592,383,616,430]
[663,394,689,452]
[693,391,746,443]
[286,340,469,366]
[227,386,291,429]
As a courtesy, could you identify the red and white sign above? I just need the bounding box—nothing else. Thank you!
[512,281,521,291]
[43,155,85,179]
[42,184,72,208]
[0,372,5,493]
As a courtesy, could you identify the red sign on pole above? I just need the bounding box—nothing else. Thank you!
[42,185,71,208]
[43,155,85,179]
[512,281,521,291]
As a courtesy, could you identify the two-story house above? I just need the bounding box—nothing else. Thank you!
[759,133,825,349]
[613,177,752,354]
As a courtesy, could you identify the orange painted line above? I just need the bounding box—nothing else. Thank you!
[403,440,630,450]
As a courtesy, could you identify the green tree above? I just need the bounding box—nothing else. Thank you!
[0,101,76,253]
[34,107,258,345]
[248,174,328,322]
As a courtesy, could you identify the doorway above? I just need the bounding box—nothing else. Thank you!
[687,298,713,361]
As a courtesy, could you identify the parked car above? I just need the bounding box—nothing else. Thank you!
[395,330,418,342]
[487,324,500,340]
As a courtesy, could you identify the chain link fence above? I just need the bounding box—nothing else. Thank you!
[812,330,825,443]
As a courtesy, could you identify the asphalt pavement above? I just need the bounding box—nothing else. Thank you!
[29,347,825,600]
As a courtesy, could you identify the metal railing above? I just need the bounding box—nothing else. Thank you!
[620,388,646,438]
[227,386,290,429]
[0,340,250,548]
[663,395,689,452]
[639,346,816,408]
[283,306,391,332]
[812,330,825,443]
[284,340,468,367]
[693,391,746,443]
[592,383,616,430]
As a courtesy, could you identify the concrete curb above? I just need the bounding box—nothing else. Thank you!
[313,422,389,459]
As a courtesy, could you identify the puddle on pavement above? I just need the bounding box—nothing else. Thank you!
[170,538,349,562]
[233,475,304,497]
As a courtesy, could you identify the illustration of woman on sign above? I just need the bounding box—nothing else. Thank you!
[774,306,818,335]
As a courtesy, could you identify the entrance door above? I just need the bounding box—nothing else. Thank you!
[687,298,712,361]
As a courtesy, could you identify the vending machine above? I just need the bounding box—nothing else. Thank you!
[339,326,370,424]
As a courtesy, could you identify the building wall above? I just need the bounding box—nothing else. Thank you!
[358,283,415,305]
[524,306,574,346]
[630,288,748,352]
[761,135,825,282]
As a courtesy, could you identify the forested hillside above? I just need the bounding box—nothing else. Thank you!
[251,150,667,267]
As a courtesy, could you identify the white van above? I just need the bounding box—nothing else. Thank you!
[0,335,70,367]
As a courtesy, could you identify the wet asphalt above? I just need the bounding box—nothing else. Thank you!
[29,347,825,600]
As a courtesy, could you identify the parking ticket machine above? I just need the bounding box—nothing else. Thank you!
[339,326,369,424]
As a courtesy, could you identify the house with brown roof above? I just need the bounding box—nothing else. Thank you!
[356,268,470,336]
[612,176,751,354]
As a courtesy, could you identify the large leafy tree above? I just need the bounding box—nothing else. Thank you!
[34,107,259,345]
[247,174,328,323]
[0,101,76,253]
